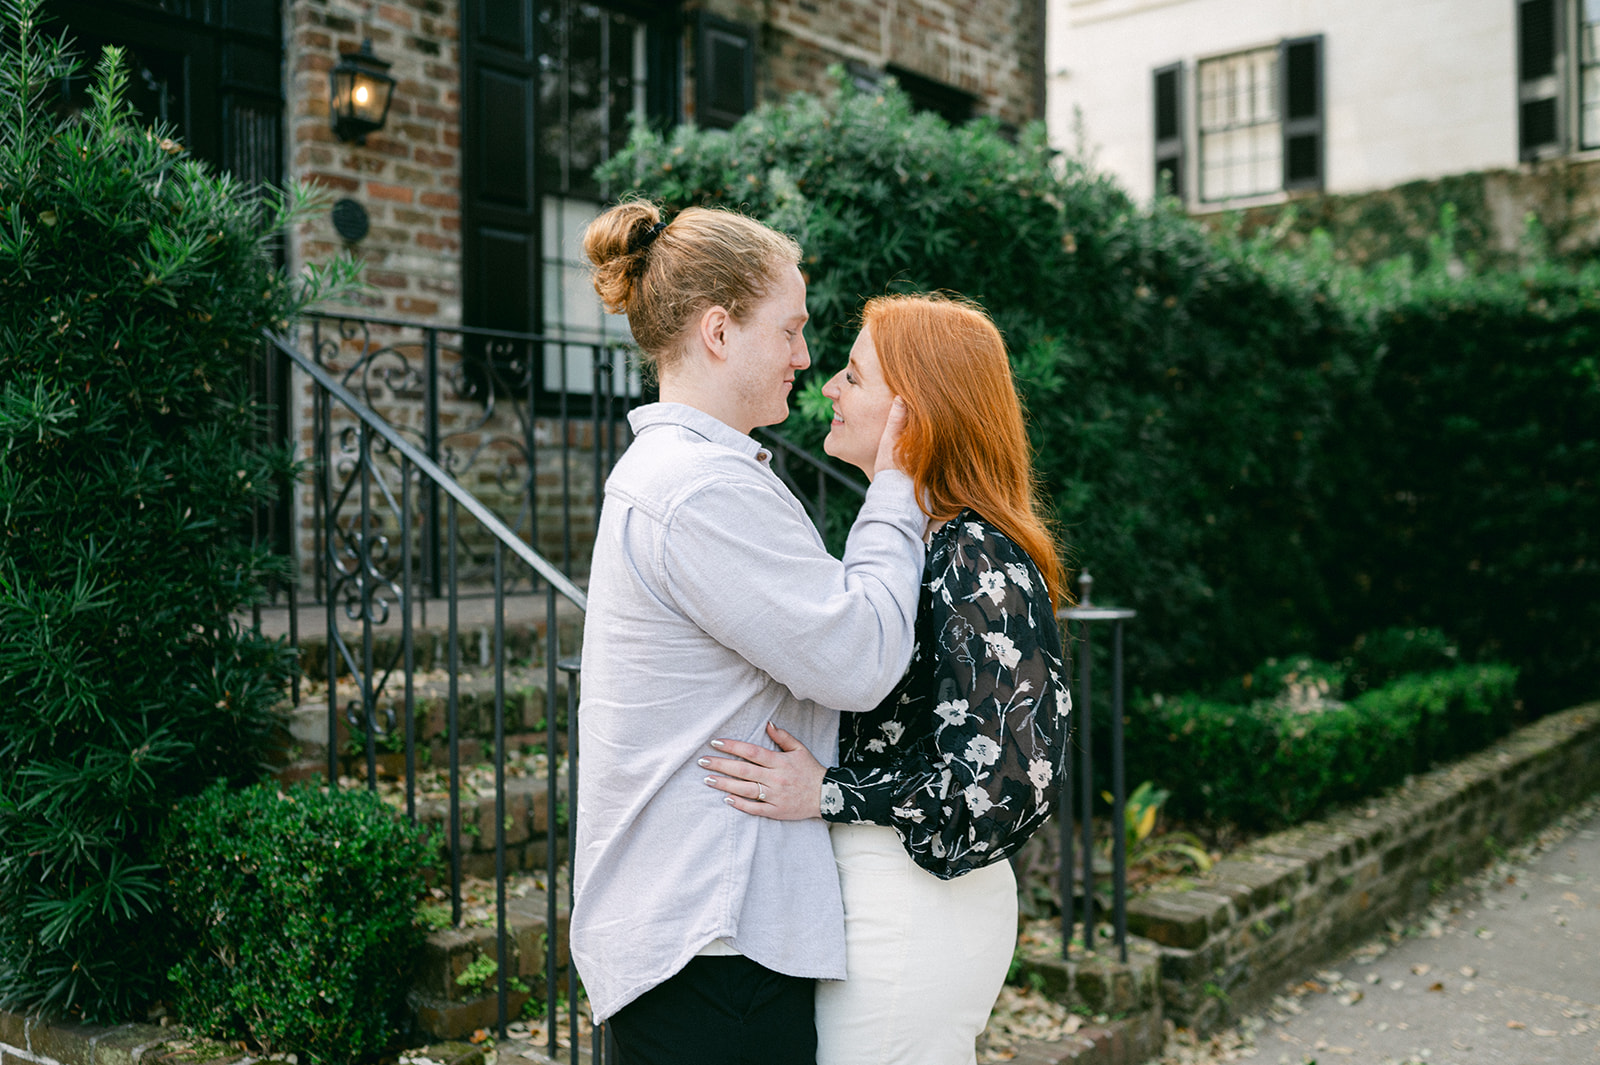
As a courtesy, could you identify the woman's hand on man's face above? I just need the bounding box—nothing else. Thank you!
[700,721,825,821]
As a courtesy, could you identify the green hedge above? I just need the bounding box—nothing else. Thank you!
[600,77,1597,715]
[161,783,435,1065]
[1125,663,1519,831]
[1355,258,1600,715]
[601,73,1367,694]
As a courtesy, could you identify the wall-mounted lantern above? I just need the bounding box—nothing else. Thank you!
[329,39,396,144]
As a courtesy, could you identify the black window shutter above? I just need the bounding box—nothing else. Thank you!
[1518,0,1563,159]
[695,12,755,130]
[1280,35,1324,191]
[1153,62,1184,200]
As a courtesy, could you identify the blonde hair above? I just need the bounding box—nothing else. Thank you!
[584,201,802,376]
[865,293,1068,609]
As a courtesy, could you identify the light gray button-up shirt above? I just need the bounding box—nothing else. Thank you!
[572,403,927,1022]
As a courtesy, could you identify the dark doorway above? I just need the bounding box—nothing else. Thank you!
[461,0,680,409]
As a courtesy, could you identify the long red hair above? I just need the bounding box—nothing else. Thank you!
[864,293,1068,609]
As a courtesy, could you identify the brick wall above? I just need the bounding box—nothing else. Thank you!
[287,0,462,325]
[696,0,1044,129]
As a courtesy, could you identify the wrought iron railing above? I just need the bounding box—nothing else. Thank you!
[264,327,597,1059]
[1057,571,1137,964]
[281,312,867,601]
[300,311,635,597]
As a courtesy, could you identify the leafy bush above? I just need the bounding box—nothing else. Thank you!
[601,72,1370,694]
[1126,663,1518,831]
[1341,626,1459,700]
[1354,253,1600,714]
[0,1,357,1019]
[601,78,1598,717]
[161,782,435,1065]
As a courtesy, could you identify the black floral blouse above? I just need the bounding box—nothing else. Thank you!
[820,509,1071,880]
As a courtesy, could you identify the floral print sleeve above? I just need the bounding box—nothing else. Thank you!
[820,512,1072,880]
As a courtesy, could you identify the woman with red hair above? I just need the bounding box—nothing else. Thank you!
[704,293,1072,1063]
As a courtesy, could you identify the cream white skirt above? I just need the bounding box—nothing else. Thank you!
[816,823,1017,1065]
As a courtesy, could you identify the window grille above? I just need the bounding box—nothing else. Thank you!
[1197,46,1282,201]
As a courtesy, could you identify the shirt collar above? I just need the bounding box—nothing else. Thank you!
[628,402,768,462]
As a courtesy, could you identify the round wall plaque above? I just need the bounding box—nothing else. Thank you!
[331,197,370,243]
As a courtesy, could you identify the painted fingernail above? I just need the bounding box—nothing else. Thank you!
[710,740,726,748]
[705,776,717,786]
[698,758,710,768]
[723,796,735,805]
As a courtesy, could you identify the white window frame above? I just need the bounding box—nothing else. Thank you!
[1581,0,1600,149]
[1196,45,1283,203]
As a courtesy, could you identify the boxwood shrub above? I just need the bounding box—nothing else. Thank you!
[160,782,435,1065]
[1126,662,1518,831]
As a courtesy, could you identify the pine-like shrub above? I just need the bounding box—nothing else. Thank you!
[160,782,435,1065]
[0,1,357,1019]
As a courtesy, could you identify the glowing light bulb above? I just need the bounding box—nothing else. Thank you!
[354,85,370,105]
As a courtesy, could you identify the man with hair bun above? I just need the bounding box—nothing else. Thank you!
[573,201,926,1065]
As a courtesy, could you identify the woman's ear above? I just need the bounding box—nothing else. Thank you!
[699,305,732,364]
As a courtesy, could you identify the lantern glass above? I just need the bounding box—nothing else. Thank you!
[329,39,395,143]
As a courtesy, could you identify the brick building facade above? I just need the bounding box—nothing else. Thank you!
[283,0,1045,333]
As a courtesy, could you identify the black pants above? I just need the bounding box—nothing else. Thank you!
[606,955,817,1065]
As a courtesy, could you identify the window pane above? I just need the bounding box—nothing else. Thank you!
[1198,46,1281,200]
[538,3,644,200]
[541,196,641,396]
[1584,67,1600,148]
[1583,3,1600,148]
[534,3,646,397]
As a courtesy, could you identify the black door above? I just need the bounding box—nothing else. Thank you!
[45,0,284,189]
[461,0,680,406]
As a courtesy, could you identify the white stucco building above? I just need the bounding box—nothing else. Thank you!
[1047,0,1600,209]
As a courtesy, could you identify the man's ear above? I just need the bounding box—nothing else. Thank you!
[699,305,732,364]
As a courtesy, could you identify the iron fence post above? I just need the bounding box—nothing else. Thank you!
[1058,570,1136,963]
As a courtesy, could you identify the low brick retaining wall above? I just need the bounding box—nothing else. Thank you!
[1125,700,1600,1033]
[5,702,1597,1065]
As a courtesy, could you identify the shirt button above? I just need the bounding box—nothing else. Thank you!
[756,449,771,462]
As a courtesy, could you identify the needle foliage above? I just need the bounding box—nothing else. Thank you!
[0,0,359,1019]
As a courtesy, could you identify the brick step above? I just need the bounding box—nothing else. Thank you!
[271,660,576,782]
[412,872,576,1041]
[243,592,586,679]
